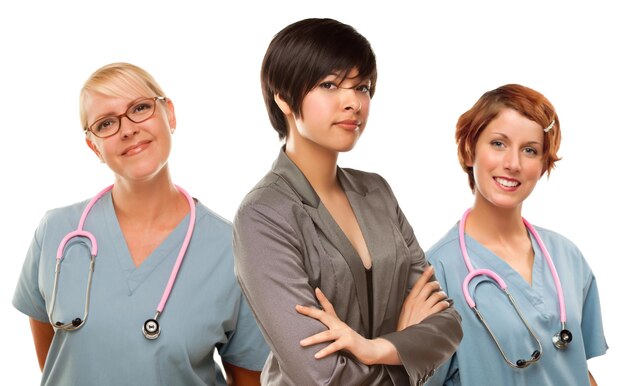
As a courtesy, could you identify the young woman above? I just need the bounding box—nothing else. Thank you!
[13,63,268,386]
[426,84,607,385]
[233,18,462,385]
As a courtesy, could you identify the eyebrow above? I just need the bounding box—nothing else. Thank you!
[92,98,147,121]
[491,132,542,146]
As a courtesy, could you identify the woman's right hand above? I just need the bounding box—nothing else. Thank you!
[397,265,450,331]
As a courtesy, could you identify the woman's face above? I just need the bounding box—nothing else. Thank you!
[288,68,371,153]
[469,108,545,210]
[84,90,176,184]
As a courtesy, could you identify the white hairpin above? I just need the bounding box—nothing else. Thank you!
[544,120,555,133]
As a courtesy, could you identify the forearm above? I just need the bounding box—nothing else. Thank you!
[29,318,54,371]
[589,371,597,386]
[382,307,462,383]
[223,362,261,386]
[364,338,401,365]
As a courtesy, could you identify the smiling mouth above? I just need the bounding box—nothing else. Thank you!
[494,177,521,188]
[122,141,151,156]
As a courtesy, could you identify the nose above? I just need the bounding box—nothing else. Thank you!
[119,116,139,139]
[342,88,362,112]
[503,149,521,172]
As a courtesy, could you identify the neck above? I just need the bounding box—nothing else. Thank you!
[111,168,186,223]
[285,138,340,195]
[465,197,527,243]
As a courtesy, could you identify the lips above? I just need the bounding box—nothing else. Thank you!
[335,120,361,130]
[122,140,151,156]
[494,176,521,189]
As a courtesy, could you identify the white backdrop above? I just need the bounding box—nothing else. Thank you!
[0,1,621,384]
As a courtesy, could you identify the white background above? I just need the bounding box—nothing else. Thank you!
[0,1,622,384]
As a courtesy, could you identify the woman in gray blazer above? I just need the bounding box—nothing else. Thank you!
[233,18,463,386]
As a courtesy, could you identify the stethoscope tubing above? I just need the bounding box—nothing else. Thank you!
[49,184,195,339]
[458,208,567,324]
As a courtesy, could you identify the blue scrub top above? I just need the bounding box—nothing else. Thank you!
[13,192,269,386]
[426,223,607,386]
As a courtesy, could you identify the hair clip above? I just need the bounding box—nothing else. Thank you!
[544,120,555,133]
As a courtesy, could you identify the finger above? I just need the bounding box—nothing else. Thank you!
[407,265,434,299]
[415,281,442,302]
[314,340,345,359]
[296,304,332,324]
[430,300,451,314]
[300,330,335,347]
[423,291,450,310]
[315,288,337,317]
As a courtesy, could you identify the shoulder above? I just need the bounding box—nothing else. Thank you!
[532,225,579,251]
[426,225,465,270]
[531,224,591,271]
[194,201,232,234]
[238,171,299,211]
[234,171,308,231]
[35,198,92,236]
[341,167,389,191]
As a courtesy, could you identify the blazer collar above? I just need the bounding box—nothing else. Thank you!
[271,147,374,334]
[271,147,369,208]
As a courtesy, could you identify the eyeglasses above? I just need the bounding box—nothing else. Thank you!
[84,97,167,138]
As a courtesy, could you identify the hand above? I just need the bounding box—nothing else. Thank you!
[397,265,450,331]
[296,288,397,365]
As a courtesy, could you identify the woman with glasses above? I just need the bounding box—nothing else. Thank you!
[233,19,462,385]
[13,62,268,386]
[425,84,607,385]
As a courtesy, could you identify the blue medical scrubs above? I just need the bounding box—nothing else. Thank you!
[13,191,269,386]
[426,223,607,386]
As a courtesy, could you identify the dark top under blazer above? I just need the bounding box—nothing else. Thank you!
[233,149,462,386]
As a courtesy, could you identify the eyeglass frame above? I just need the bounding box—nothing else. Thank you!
[84,96,167,138]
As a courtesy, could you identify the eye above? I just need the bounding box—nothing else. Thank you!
[95,118,116,132]
[490,140,505,148]
[354,84,371,94]
[319,82,338,90]
[132,102,152,114]
[523,147,539,156]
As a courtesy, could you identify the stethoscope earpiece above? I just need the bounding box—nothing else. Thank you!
[553,329,573,350]
[143,318,161,340]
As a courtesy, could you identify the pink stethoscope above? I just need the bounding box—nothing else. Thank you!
[48,185,196,340]
[459,208,572,368]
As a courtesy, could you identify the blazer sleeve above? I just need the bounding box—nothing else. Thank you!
[376,177,463,385]
[233,202,389,386]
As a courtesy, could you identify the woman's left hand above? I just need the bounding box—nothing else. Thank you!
[296,288,398,365]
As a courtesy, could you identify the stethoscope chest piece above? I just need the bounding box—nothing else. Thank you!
[553,328,573,350]
[143,318,161,340]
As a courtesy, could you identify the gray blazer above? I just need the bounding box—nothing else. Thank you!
[234,149,462,386]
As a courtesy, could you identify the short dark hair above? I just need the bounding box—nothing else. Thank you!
[261,18,377,139]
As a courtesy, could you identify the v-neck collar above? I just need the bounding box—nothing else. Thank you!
[461,224,548,312]
[100,191,191,295]
[271,148,397,335]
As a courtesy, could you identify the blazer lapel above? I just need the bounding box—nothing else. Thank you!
[271,149,371,333]
[339,170,398,338]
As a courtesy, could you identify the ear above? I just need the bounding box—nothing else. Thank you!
[85,137,105,163]
[165,99,177,133]
[274,93,293,115]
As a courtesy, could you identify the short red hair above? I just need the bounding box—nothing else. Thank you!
[456,84,562,191]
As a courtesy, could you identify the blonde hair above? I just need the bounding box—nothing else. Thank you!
[79,62,166,130]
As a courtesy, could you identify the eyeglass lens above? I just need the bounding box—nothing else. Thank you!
[90,98,157,138]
